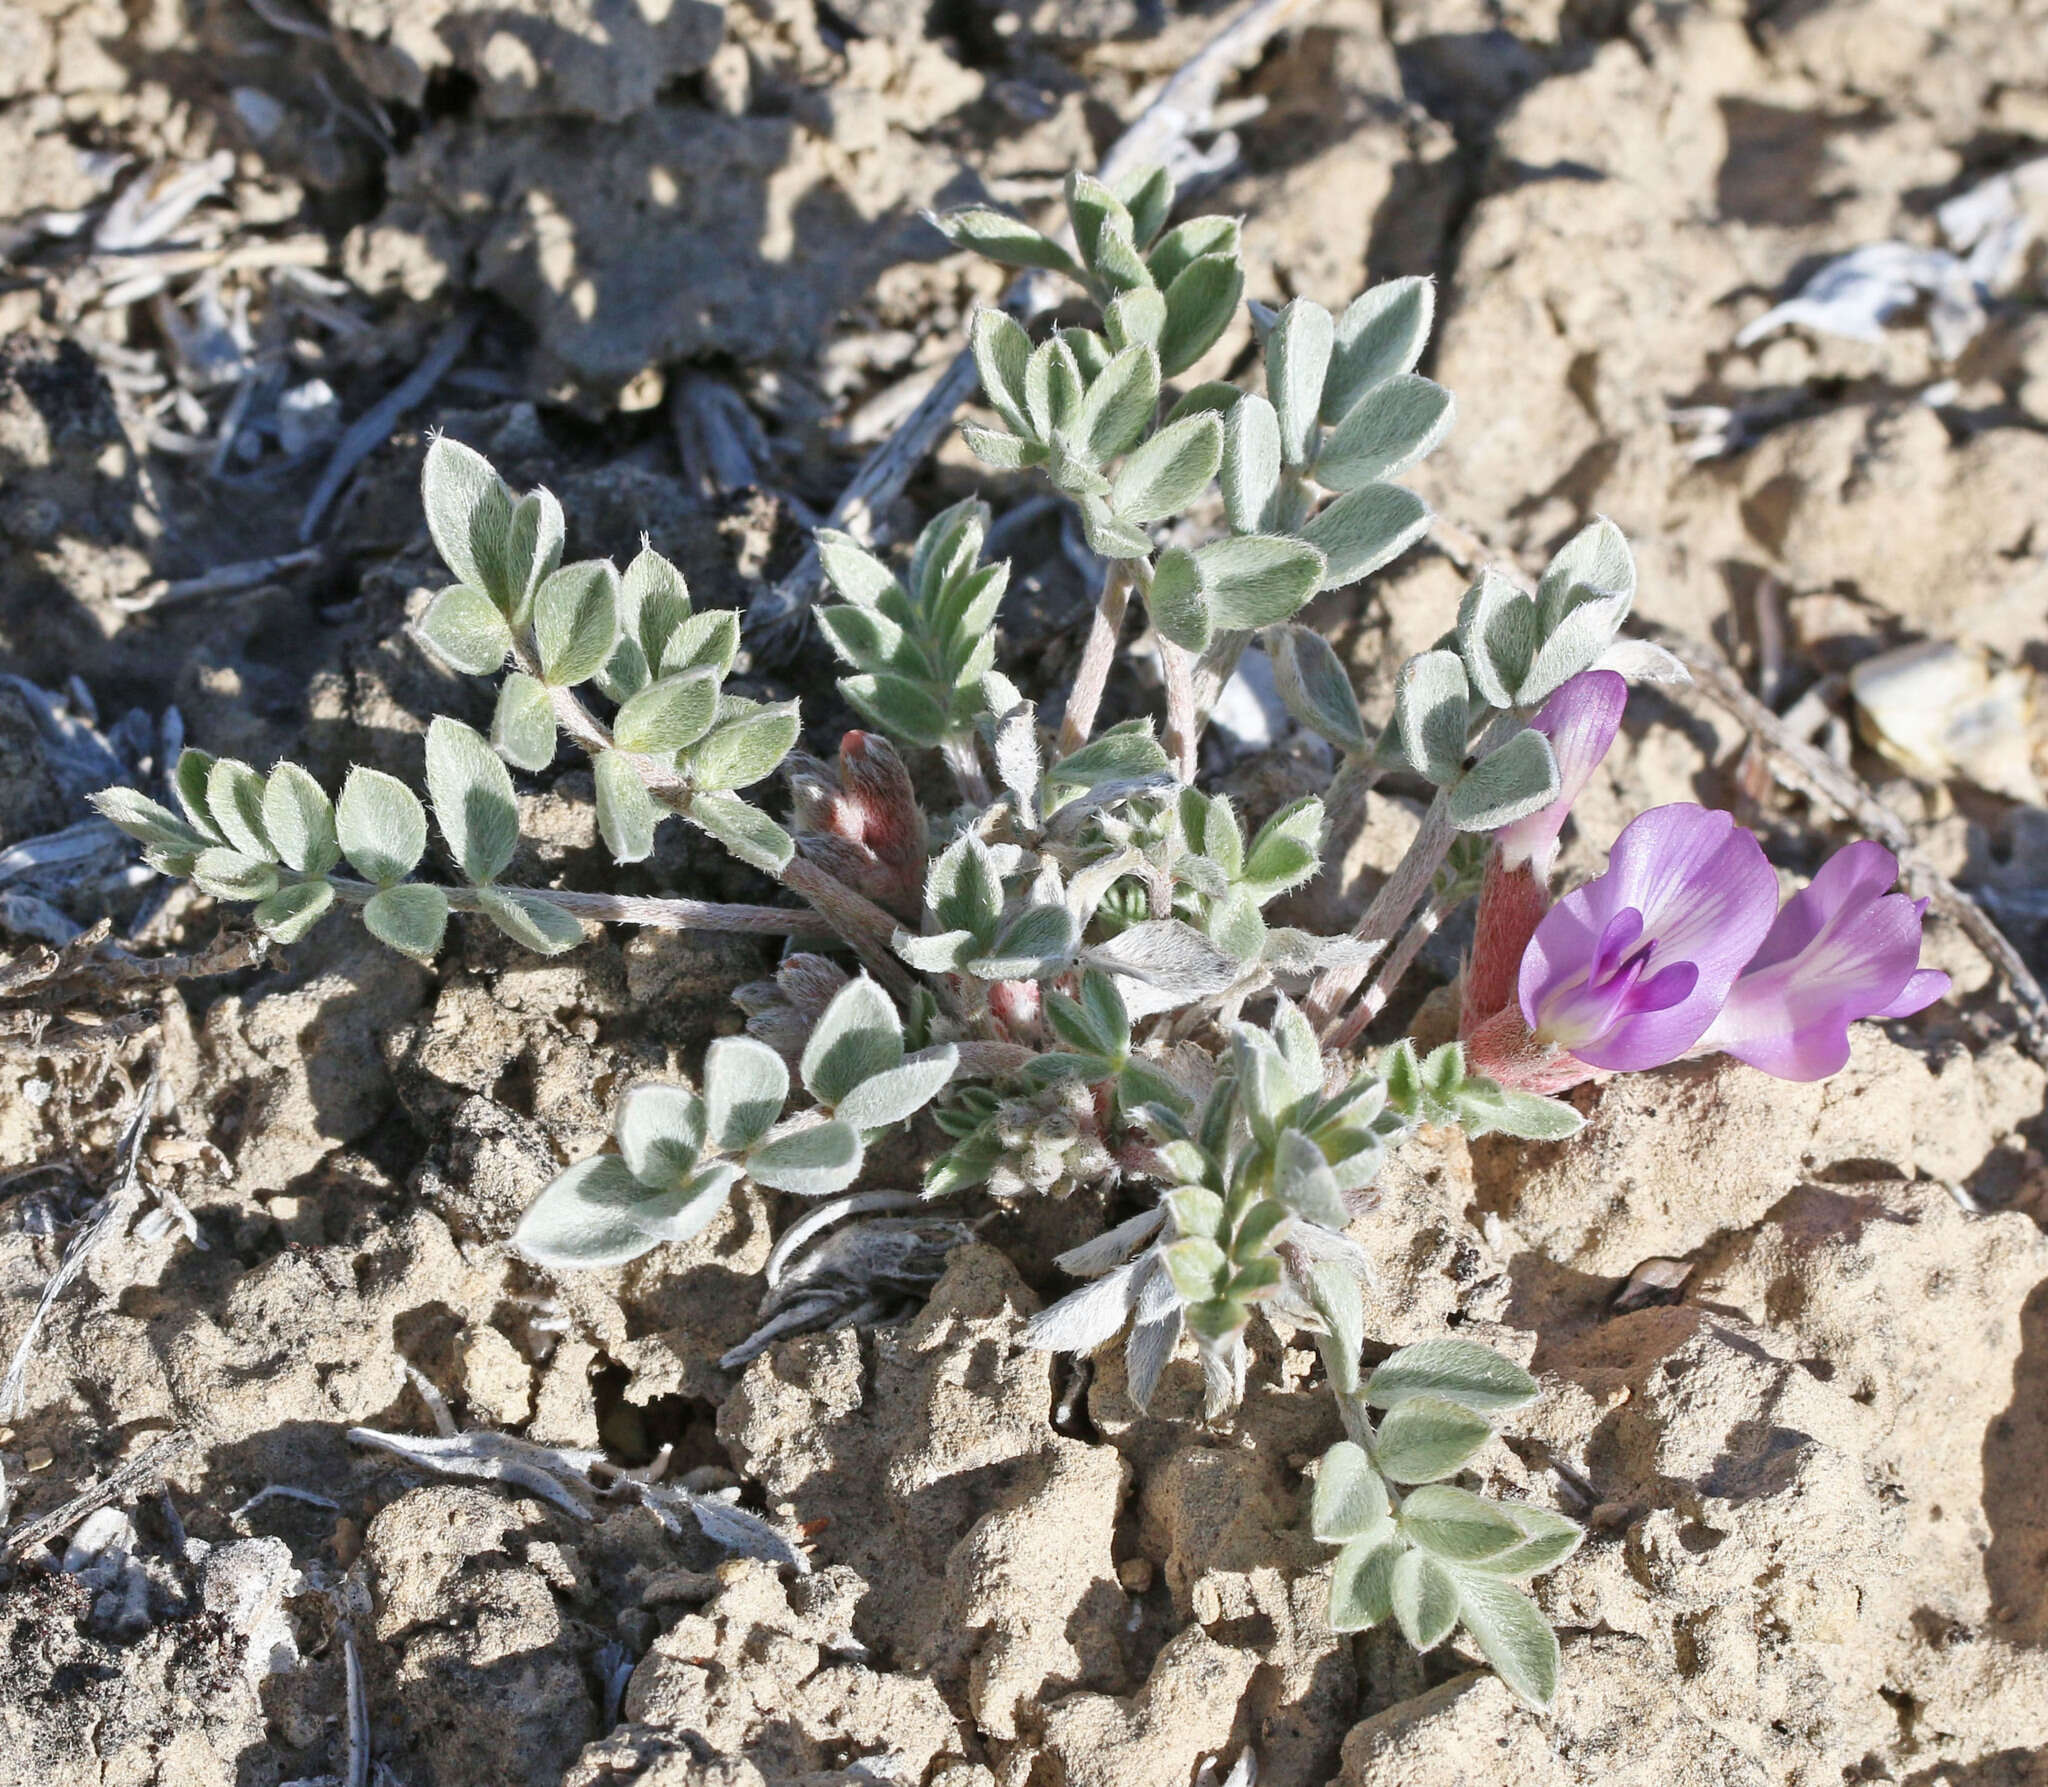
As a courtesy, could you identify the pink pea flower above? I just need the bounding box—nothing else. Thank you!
[1695,839,1949,1080]
[1469,805,1950,1092]
[1517,804,1780,1072]
[1496,669,1629,879]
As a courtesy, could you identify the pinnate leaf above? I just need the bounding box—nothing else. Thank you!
[425,716,520,885]
[362,883,447,960]
[337,767,426,885]
[1365,1337,1539,1414]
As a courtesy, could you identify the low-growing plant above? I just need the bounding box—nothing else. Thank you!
[96,162,1947,1708]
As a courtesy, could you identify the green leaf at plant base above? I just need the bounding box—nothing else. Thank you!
[1392,649,1469,786]
[261,764,339,876]
[593,750,658,863]
[970,307,1035,436]
[1075,343,1161,463]
[1323,277,1435,424]
[1390,1548,1462,1650]
[206,758,274,860]
[617,1083,706,1189]
[1515,587,1633,709]
[662,609,740,679]
[532,559,620,687]
[1449,1571,1560,1708]
[1313,375,1455,491]
[1365,1337,1539,1416]
[686,702,800,792]
[513,1153,736,1270]
[745,1117,865,1197]
[1464,1503,1584,1578]
[926,832,1002,940]
[1105,285,1167,354]
[844,672,950,749]
[705,1035,789,1152]
[1065,171,1131,267]
[1452,1079,1586,1142]
[193,847,278,903]
[174,748,222,839]
[1534,514,1636,635]
[1312,1440,1392,1542]
[1241,796,1326,900]
[1273,1128,1348,1228]
[253,879,334,943]
[363,882,448,961]
[1147,214,1238,287]
[1306,1257,1365,1395]
[1025,336,1086,441]
[336,766,427,885]
[501,489,567,627]
[1265,298,1334,466]
[1157,253,1244,378]
[968,904,1079,981]
[425,716,520,886]
[1329,1536,1404,1632]
[683,792,793,874]
[930,206,1080,276]
[1270,625,1368,755]
[493,673,558,772]
[1164,1234,1228,1304]
[1046,724,1172,792]
[1115,162,1174,248]
[419,583,514,676]
[1146,547,1211,654]
[1220,393,1282,534]
[1194,535,1326,630]
[421,436,516,608]
[93,787,211,857]
[1112,412,1222,524]
[477,887,585,955]
[802,976,904,1105]
[1374,1395,1497,1484]
[817,530,904,609]
[1448,727,1560,832]
[1301,481,1431,591]
[615,670,719,755]
[1456,570,1540,711]
[835,1046,959,1130]
[1398,1485,1527,1563]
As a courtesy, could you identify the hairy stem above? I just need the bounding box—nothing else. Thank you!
[1058,560,1133,757]
[1161,637,1200,783]
[1189,629,1251,732]
[941,731,992,806]
[1323,884,1458,1053]
[1305,789,1456,1037]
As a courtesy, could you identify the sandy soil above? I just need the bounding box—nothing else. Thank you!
[5,0,2048,1783]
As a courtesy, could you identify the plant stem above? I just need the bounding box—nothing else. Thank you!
[1323,884,1459,1053]
[1189,628,1250,732]
[1161,637,1200,783]
[1305,788,1456,1038]
[941,731,992,806]
[517,647,913,984]
[322,874,839,937]
[1058,559,1133,757]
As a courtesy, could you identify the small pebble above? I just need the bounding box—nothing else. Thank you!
[25,1445,54,1471]
[1117,1557,1153,1594]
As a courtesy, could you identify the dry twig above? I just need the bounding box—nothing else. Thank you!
[3,1432,192,1559]
[300,311,478,541]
